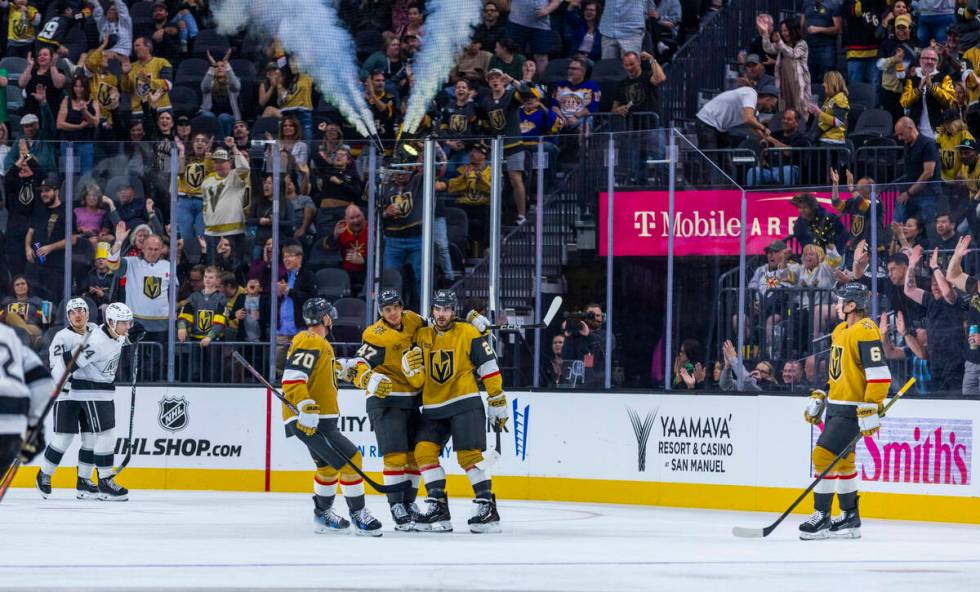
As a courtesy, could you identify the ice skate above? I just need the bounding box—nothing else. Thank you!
[98,476,129,501]
[390,502,414,532]
[350,507,383,537]
[414,496,452,532]
[313,497,350,534]
[468,494,501,534]
[799,510,831,540]
[36,471,51,499]
[76,476,99,500]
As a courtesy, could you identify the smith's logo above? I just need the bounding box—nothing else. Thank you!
[430,350,455,384]
[159,397,189,432]
[513,399,530,461]
[627,407,657,472]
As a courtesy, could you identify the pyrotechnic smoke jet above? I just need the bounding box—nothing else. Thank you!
[213,0,379,140]
[401,0,482,134]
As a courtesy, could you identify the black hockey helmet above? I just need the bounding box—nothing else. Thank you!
[432,289,458,311]
[836,282,870,310]
[302,297,337,326]
[377,288,403,314]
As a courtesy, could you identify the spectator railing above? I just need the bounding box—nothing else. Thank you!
[22,129,980,398]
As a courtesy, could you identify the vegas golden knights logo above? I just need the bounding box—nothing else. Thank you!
[431,350,455,384]
[489,109,506,131]
[186,163,205,189]
[626,84,645,106]
[144,276,163,299]
[392,191,413,217]
[450,114,467,133]
[97,82,112,106]
[196,310,214,333]
[850,215,864,237]
[829,345,844,381]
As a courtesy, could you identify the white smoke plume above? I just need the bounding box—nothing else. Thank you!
[401,0,482,134]
[213,0,377,138]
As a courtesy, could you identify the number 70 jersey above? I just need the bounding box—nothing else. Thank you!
[281,330,339,425]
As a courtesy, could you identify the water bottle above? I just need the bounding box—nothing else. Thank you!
[33,242,45,264]
[971,325,979,351]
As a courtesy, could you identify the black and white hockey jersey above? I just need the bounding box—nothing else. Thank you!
[0,324,53,435]
[49,323,99,398]
[67,325,124,402]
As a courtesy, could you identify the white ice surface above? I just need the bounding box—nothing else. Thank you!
[1,489,978,591]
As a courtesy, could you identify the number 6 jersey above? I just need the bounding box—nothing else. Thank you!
[827,318,892,408]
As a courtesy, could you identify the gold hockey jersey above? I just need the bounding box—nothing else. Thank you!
[409,321,502,419]
[828,319,892,407]
[281,330,340,425]
[356,310,426,409]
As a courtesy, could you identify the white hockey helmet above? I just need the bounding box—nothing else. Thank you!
[105,302,133,340]
[66,298,89,314]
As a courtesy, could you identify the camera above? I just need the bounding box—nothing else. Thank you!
[566,311,597,322]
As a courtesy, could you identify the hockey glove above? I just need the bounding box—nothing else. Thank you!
[486,393,509,430]
[128,322,147,344]
[333,358,358,383]
[18,426,44,464]
[466,310,491,333]
[401,346,424,378]
[856,403,882,437]
[364,370,393,398]
[296,399,320,436]
[803,389,827,425]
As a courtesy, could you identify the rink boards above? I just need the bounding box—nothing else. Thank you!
[12,388,980,524]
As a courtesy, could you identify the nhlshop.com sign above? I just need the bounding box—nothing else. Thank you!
[857,417,972,486]
[598,190,837,257]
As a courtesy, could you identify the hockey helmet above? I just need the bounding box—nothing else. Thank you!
[836,282,870,310]
[105,302,133,323]
[432,289,458,312]
[66,298,89,314]
[302,297,337,326]
[377,288,403,314]
[105,302,133,341]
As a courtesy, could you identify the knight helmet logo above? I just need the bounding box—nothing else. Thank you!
[431,350,455,384]
[159,396,189,432]
[627,407,657,472]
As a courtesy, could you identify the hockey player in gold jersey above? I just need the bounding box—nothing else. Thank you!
[801,283,891,540]
[352,288,427,530]
[281,297,391,536]
[402,289,508,533]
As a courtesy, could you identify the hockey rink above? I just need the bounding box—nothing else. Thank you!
[1,490,978,591]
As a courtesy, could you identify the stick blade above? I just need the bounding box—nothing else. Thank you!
[732,526,766,538]
[543,296,563,326]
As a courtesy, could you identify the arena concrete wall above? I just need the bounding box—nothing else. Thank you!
[13,388,980,524]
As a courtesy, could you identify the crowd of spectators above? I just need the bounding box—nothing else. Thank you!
[0,0,710,383]
[685,0,980,396]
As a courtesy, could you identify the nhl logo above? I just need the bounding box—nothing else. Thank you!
[158,397,189,432]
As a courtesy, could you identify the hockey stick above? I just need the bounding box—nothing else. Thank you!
[732,377,916,539]
[111,342,141,476]
[490,296,563,331]
[0,331,93,503]
[474,423,507,471]
[231,351,406,494]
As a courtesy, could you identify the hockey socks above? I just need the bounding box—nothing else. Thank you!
[382,467,407,504]
[420,463,447,499]
[39,433,75,476]
[465,465,492,499]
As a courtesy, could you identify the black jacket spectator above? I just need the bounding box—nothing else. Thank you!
[277,265,317,331]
